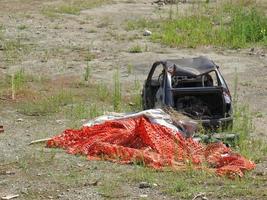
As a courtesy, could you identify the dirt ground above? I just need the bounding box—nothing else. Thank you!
[0,0,267,199]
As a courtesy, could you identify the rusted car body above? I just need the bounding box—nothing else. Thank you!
[142,56,233,130]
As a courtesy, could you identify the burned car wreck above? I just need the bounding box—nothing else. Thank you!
[142,56,233,131]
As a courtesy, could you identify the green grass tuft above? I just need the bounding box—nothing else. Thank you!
[17,24,27,30]
[128,44,142,53]
[84,63,91,82]
[113,69,122,112]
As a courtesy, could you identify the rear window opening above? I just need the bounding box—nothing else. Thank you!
[171,71,219,88]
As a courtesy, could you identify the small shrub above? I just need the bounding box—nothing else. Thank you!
[17,25,27,30]
[128,44,142,53]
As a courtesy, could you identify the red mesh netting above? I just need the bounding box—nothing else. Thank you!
[47,116,255,178]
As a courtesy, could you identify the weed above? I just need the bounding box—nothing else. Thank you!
[13,69,27,90]
[0,24,4,41]
[87,28,97,33]
[0,24,4,31]
[125,18,159,31]
[41,9,58,18]
[17,91,73,116]
[84,62,91,82]
[128,2,267,48]
[97,83,110,101]
[3,38,33,64]
[128,44,142,53]
[18,148,57,170]
[68,103,102,121]
[10,69,27,100]
[232,104,267,161]
[96,17,110,28]
[113,69,121,112]
[42,0,110,17]
[55,5,80,15]
[17,25,27,30]
[84,51,96,62]
[124,167,156,183]
[1,69,36,100]
[167,180,187,193]
[254,111,263,118]
[233,68,238,106]
[144,43,149,52]
[129,78,142,111]
[231,72,267,161]
[98,179,127,198]
[127,63,133,74]
[106,31,126,41]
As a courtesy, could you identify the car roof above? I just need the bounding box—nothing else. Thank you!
[164,56,218,77]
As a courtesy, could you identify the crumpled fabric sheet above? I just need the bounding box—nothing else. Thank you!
[83,109,180,133]
[47,110,255,178]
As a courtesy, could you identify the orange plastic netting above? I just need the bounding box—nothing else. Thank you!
[47,116,255,178]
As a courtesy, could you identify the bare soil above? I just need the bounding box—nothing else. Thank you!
[0,0,266,199]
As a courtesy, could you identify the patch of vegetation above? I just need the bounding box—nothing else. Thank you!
[128,44,142,53]
[12,69,27,91]
[128,78,142,111]
[125,18,159,31]
[233,104,267,162]
[84,51,96,62]
[68,103,101,120]
[127,2,267,48]
[10,69,28,100]
[127,63,133,74]
[0,24,4,40]
[42,0,110,17]
[123,166,267,199]
[17,24,27,30]
[17,91,73,116]
[2,38,34,64]
[97,83,110,102]
[0,69,36,100]
[18,148,57,170]
[84,63,91,82]
[98,178,128,198]
[113,69,122,112]
[96,16,111,28]
[231,72,267,161]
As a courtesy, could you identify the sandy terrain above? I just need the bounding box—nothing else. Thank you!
[0,0,266,199]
